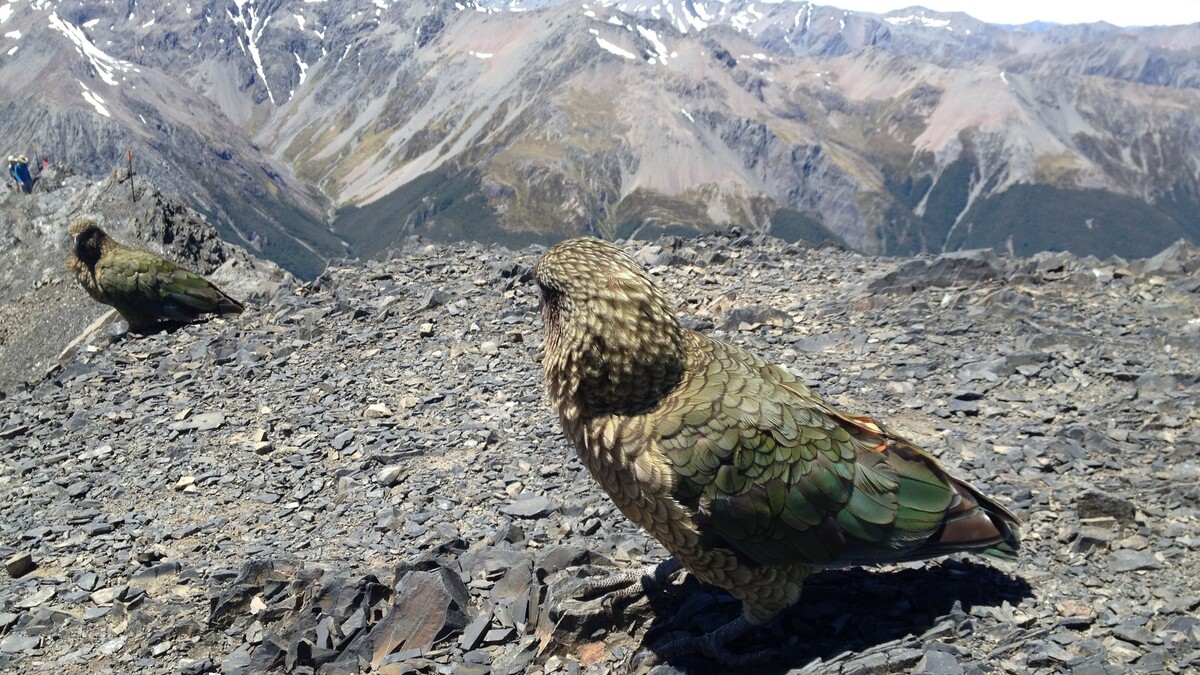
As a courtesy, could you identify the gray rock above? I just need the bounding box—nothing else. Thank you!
[169,412,226,432]
[74,572,100,592]
[722,306,792,330]
[331,430,355,450]
[369,568,473,666]
[868,249,1002,295]
[1139,239,1199,276]
[0,634,40,654]
[80,522,114,536]
[1108,550,1159,573]
[1027,642,1073,667]
[499,494,557,519]
[4,552,34,578]
[378,465,406,487]
[459,609,493,652]
[1077,491,1137,525]
[14,587,55,609]
[419,289,454,310]
[912,648,964,675]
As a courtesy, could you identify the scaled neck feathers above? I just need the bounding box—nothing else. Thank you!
[537,239,685,420]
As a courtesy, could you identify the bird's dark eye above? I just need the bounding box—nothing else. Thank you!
[537,282,563,305]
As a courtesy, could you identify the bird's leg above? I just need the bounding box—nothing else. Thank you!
[574,557,683,605]
[643,615,773,667]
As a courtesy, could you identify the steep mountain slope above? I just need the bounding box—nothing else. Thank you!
[1,0,1199,267]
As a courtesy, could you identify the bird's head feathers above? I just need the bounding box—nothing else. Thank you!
[68,218,115,267]
[534,238,684,417]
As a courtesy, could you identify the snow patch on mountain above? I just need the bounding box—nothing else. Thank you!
[729,3,764,33]
[47,12,137,87]
[78,81,110,117]
[294,52,309,85]
[793,4,813,30]
[637,25,670,62]
[887,14,953,30]
[229,0,276,104]
[595,35,635,59]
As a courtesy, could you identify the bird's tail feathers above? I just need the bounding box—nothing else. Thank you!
[913,477,1021,562]
[215,293,245,316]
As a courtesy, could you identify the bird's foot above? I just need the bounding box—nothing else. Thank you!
[639,616,776,667]
[549,559,684,645]
[574,558,683,606]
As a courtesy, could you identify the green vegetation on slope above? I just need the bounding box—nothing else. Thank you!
[334,169,559,258]
[920,156,975,250]
[879,143,1198,260]
[1152,184,1200,242]
[882,153,979,254]
[770,208,847,248]
[209,187,335,280]
[950,184,1194,259]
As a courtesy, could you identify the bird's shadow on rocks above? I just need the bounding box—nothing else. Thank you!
[638,558,1033,673]
[127,319,196,336]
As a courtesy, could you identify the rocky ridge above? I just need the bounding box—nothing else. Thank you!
[0,231,1198,674]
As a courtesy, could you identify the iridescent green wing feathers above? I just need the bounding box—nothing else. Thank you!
[98,248,243,321]
[660,332,1016,568]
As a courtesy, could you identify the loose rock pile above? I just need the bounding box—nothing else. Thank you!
[1,232,1198,674]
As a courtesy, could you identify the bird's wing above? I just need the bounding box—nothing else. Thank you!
[658,333,961,568]
[98,248,242,321]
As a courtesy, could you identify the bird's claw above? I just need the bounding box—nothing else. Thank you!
[573,558,683,603]
[573,570,641,601]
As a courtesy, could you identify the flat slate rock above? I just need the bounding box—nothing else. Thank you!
[1108,550,1159,573]
[499,494,557,519]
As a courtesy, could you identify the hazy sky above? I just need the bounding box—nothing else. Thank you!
[822,1,1200,27]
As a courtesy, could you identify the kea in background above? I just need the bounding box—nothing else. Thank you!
[65,218,244,332]
[534,237,1020,661]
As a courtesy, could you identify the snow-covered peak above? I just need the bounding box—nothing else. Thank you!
[885,11,954,30]
[607,0,711,35]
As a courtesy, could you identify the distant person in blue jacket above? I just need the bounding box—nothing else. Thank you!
[8,155,32,193]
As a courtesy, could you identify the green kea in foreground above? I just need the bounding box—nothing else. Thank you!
[534,237,1020,660]
[65,218,244,332]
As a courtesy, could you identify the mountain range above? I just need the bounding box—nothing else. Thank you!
[2,0,1199,277]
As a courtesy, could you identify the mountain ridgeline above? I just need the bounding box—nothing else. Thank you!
[2,0,1199,275]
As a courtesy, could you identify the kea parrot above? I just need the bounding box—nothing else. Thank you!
[534,237,1020,661]
[65,217,244,332]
